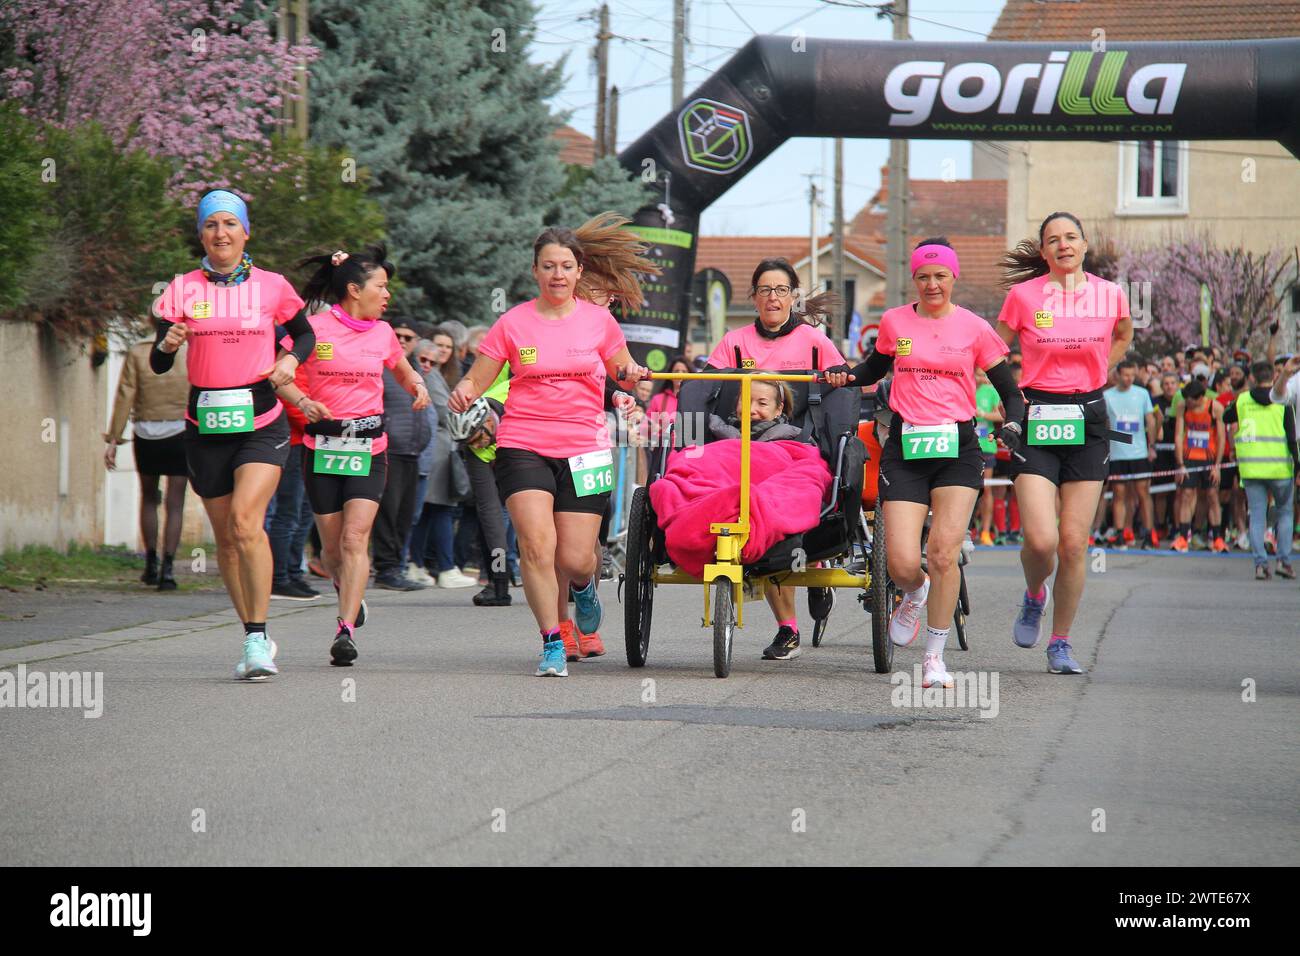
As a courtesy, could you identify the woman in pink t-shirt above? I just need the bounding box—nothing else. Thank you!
[827,238,1024,689]
[151,189,317,682]
[448,216,653,677]
[276,246,430,667]
[995,212,1134,674]
[704,258,844,662]
[707,258,844,372]
[646,354,690,446]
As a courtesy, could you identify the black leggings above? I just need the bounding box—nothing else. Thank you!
[465,449,509,570]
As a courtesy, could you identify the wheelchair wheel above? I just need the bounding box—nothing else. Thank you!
[623,487,655,668]
[712,577,735,678]
[869,508,895,674]
[955,565,970,651]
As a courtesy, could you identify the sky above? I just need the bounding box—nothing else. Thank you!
[531,0,1006,236]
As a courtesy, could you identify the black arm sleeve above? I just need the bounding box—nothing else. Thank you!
[847,349,894,387]
[282,308,315,365]
[985,360,1026,425]
[150,320,176,374]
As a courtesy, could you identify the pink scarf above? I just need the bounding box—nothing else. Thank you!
[330,303,377,332]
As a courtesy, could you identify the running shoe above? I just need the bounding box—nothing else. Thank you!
[1190,533,1208,551]
[576,622,606,659]
[571,577,603,635]
[330,620,357,667]
[921,653,954,689]
[1012,583,1051,648]
[308,557,329,579]
[978,530,995,546]
[1212,536,1229,553]
[535,639,569,677]
[762,625,801,661]
[889,583,927,646]
[1235,531,1251,551]
[1265,529,1277,554]
[1255,564,1271,581]
[234,634,278,681]
[332,582,367,629]
[1046,638,1084,674]
[808,586,835,621]
[1276,561,1296,580]
[1171,534,1189,553]
[1150,529,1162,549]
[272,579,320,600]
[1122,527,1135,547]
[559,620,582,662]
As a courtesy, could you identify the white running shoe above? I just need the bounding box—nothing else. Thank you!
[922,653,954,689]
[436,568,477,589]
[406,563,435,585]
[889,581,928,646]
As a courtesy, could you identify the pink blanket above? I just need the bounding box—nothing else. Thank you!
[648,440,832,578]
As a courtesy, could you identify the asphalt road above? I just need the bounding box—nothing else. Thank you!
[1,551,1295,866]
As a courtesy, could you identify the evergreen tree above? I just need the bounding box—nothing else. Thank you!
[309,0,647,323]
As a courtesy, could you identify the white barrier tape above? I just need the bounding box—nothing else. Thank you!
[981,461,1235,488]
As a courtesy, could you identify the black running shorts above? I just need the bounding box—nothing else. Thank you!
[878,418,984,504]
[1011,388,1110,486]
[303,447,389,514]
[184,411,290,499]
[494,446,611,516]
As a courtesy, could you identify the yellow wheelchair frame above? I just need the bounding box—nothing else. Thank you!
[626,371,879,677]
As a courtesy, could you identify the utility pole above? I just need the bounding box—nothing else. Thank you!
[833,138,846,344]
[608,85,619,157]
[595,4,610,157]
[278,0,310,140]
[672,0,685,108]
[808,177,821,295]
[883,0,909,308]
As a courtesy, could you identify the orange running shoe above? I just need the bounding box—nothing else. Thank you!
[576,624,606,658]
[558,620,581,662]
[1212,536,1229,553]
[1122,527,1135,546]
[1172,534,1189,553]
[979,530,994,546]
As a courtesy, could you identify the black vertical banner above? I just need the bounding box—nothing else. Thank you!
[620,206,699,371]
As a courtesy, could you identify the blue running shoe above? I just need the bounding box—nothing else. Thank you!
[1012,583,1050,648]
[1046,638,1083,674]
[535,639,569,677]
[235,634,278,681]
[571,578,602,636]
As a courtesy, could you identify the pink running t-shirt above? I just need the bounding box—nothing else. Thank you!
[154,266,305,428]
[477,298,627,459]
[997,272,1127,393]
[707,322,844,371]
[293,311,406,455]
[875,303,1008,425]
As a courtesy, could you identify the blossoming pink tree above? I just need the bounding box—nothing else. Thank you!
[1,0,315,202]
[1118,236,1296,357]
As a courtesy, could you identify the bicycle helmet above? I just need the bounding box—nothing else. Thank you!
[448,398,492,442]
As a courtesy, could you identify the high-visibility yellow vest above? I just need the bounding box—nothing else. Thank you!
[1233,392,1293,480]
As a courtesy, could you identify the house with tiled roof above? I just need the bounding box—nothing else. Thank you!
[554,125,595,167]
[850,167,1009,322]
[984,0,1300,333]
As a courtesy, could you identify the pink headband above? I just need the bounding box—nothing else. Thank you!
[910,244,960,278]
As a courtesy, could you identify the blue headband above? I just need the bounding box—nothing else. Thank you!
[197,190,250,238]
